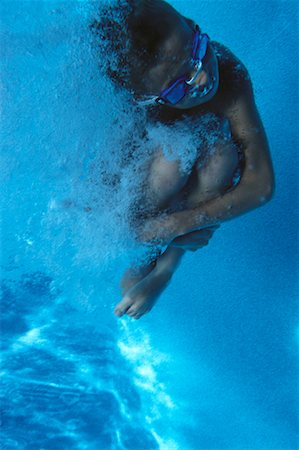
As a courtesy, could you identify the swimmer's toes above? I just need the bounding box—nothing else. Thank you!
[126,308,137,317]
[129,311,143,320]
[114,296,133,317]
[127,304,150,320]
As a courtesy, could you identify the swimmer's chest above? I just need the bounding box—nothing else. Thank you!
[145,149,191,210]
[143,49,249,210]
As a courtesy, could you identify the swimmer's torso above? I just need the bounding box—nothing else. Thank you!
[144,134,239,215]
[138,42,248,217]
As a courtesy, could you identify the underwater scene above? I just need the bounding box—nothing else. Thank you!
[1,1,298,449]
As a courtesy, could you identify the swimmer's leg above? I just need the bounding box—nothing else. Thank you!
[115,246,184,319]
[120,258,157,297]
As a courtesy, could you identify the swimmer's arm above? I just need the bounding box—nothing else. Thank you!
[167,85,275,237]
[141,85,275,244]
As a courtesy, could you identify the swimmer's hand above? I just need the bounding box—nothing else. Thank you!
[170,226,219,252]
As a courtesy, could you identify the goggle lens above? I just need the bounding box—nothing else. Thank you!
[158,77,188,104]
[159,26,210,105]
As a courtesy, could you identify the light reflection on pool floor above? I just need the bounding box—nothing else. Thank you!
[1,272,177,449]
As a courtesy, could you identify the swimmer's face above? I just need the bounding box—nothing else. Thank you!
[134,22,219,109]
[167,41,219,109]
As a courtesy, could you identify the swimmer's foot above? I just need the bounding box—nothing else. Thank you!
[115,267,172,320]
[120,261,156,297]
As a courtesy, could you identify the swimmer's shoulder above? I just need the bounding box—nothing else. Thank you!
[212,41,251,82]
[211,41,253,107]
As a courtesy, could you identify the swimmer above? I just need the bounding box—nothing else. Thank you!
[93,0,275,320]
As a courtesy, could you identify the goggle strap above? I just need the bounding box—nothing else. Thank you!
[197,34,210,61]
[192,25,201,60]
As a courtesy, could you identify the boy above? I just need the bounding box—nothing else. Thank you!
[94,0,274,320]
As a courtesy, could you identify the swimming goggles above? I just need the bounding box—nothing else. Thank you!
[136,25,210,106]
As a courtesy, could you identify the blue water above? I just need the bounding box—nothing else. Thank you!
[1,1,298,449]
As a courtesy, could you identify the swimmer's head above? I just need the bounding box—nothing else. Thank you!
[92,0,219,109]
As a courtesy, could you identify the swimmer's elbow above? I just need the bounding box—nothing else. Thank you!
[250,164,275,206]
[260,161,275,203]
[264,173,275,202]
